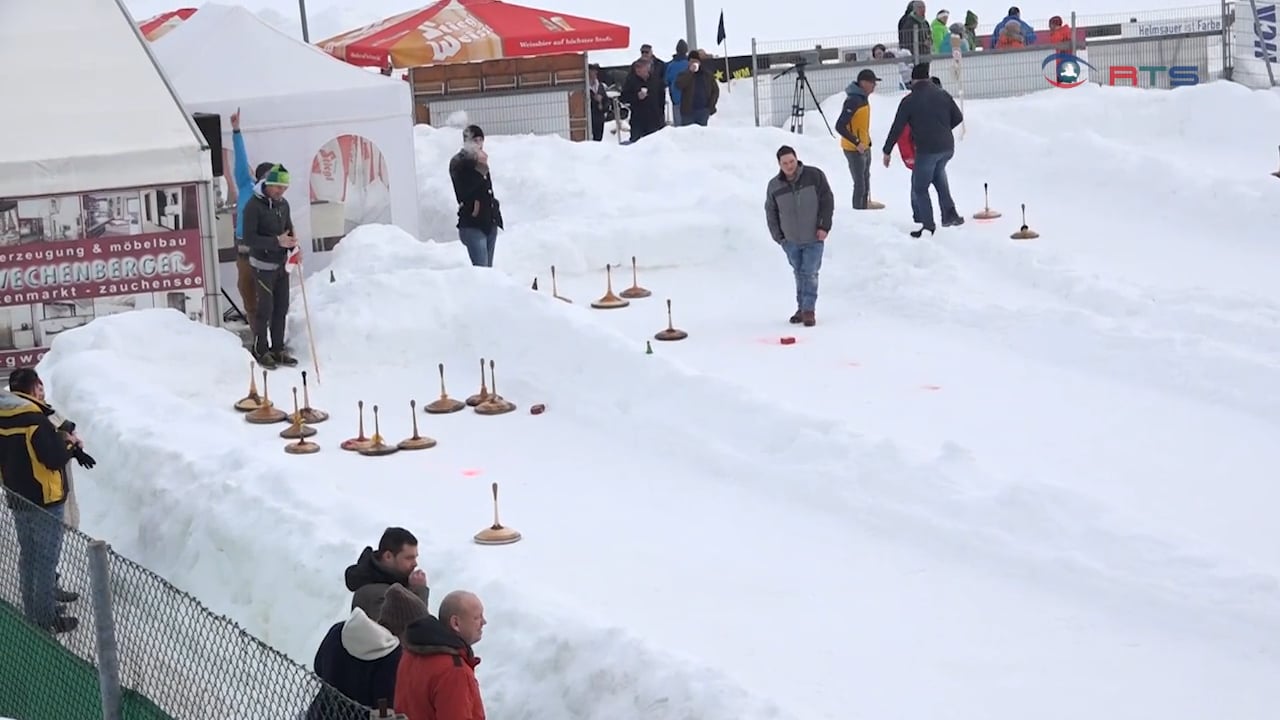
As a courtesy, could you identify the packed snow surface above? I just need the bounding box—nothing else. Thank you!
[41,81,1280,719]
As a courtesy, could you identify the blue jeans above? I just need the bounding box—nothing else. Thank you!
[459,226,498,267]
[682,108,710,126]
[910,149,957,228]
[671,104,682,126]
[13,502,66,628]
[780,240,824,311]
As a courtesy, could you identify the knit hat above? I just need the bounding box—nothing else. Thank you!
[377,584,429,637]
[675,39,688,55]
[351,583,391,617]
[263,163,290,187]
[936,9,949,19]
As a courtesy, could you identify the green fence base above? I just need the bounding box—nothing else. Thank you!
[0,601,173,720]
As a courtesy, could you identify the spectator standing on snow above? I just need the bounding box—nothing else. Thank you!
[620,58,666,142]
[0,368,89,633]
[664,40,690,126]
[765,145,835,328]
[345,527,432,607]
[588,64,611,141]
[307,583,429,718]
[882,64,965,236]
[898,1,933,72]
[229,109,273,339]
[962,11,980,50]
[989,6,1036,48]
[449,125,504,267]
[836,69,882,210]
[242,163,299,369]
[674,51,720,127]
[394,590,489,720]
[931,9,951,54]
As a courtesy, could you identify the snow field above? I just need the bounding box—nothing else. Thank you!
[35,80,1280,719]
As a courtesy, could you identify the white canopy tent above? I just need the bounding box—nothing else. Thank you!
[150,3,420,284]
[0,0,220,322]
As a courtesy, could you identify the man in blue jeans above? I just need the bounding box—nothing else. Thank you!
[881,63,965,236]
[765,145,835,327]
[448,125,504,267]
[1,368,81,633]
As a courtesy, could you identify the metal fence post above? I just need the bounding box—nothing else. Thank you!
[1070,11,1078,55]
[750,37,761,127]
[1222,0,1233,80]
[88,540,123,720]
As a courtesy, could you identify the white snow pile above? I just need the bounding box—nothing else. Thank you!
[36,80,1280,719]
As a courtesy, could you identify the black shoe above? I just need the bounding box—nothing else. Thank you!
[789,310,803,324]
[48,615,78,634]
[941,214,965,227]
[256,352,278,370]
[909,225,936,238]
[272,351,298,367]
[55,587,79,603]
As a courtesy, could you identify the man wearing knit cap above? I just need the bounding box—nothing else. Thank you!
[241,162,299,370]
[307,583,429,717]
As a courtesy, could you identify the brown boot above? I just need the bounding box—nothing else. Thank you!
[789,310,803,324]
[801,310,816,327]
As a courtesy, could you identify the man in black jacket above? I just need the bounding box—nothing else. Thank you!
[241,164,299,368]
[881,64,965,236]
[0,369,83,633]
[620,58,666,142]
[449,125,503,267]
[344,527,431,607]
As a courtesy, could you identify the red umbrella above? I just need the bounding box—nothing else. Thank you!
[318,0,630,68]
[138,8,197,41]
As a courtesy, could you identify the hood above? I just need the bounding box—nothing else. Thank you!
[845,81,867,97]
[344,546,408,592]
[401,614,477,664]
[965,10,978,26]
[341,608,399,661]
[252,179,267,200]
[0,390,43,415]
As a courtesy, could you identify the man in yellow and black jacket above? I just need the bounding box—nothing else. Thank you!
[836,69,884,210]
[1,367,83,633]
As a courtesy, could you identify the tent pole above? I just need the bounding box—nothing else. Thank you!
[298,0,311,43]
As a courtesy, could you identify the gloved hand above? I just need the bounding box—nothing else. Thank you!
[73,448,96,469]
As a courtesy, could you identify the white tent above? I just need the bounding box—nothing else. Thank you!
[0,0,214,198]
[150,3,420,281]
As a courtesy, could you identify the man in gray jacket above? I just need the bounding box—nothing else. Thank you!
[765,145,835,327]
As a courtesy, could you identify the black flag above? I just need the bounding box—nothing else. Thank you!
[716,11,726,45]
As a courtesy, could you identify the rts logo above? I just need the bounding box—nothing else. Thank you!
[1042,52,1201,88]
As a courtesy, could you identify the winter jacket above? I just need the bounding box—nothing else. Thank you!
[307,609,402,718]
[620,69,666,138]
[1048,23,1072,46]
[939,26,970,55]
[764,163,835,244]
[394,615,486,720]
[232,130,254,244]
[664,55,689,104]
[836,81,871,152]
[449,149,502,232]
[0,390,74,507]
[990,14,1036,48]
[344,546,431,607]
[931,18,949,54]
[963,11,979,49]
[897,6,932,57]
[882,78,963,156]
[675,66,719,115]
[241,186,294,269]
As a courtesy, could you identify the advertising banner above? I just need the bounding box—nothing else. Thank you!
[0,184,205,369]
[1232,2,1278,88]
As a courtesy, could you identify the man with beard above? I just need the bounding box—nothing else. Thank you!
[344,527,431,606]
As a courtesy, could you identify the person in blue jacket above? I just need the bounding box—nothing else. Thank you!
[664,40,690,126]
[229,109,274,337]
[989,6,1037,48]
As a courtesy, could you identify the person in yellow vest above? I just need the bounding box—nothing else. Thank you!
[835,69,885,210]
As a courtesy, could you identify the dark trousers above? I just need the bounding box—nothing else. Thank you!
[252,266,289,356]
[681,108,711,126]
[844,149,871,208]
[591,109,606,141]
[910,148,957,228]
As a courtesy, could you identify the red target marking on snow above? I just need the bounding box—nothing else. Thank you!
[461,468,483,477]
[920,384,942,391]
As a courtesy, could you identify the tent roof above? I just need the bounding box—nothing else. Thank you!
[0,0,212,199]
[318,0,630,68]
[151,3,411,128]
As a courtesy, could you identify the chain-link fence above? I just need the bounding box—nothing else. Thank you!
[748,3,1277,127]
[0,488,377,720]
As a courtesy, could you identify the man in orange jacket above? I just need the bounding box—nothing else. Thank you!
[394,590,487,719]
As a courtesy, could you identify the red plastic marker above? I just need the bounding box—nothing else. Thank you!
[780,336,796,345]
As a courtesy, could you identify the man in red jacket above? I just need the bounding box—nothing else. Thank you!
[395,590,487,719]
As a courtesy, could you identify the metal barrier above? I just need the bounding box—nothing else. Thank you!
[1,488,373,720]
[749,2,1277,127]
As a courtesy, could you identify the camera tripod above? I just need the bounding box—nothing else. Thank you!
[773,60,833,136]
